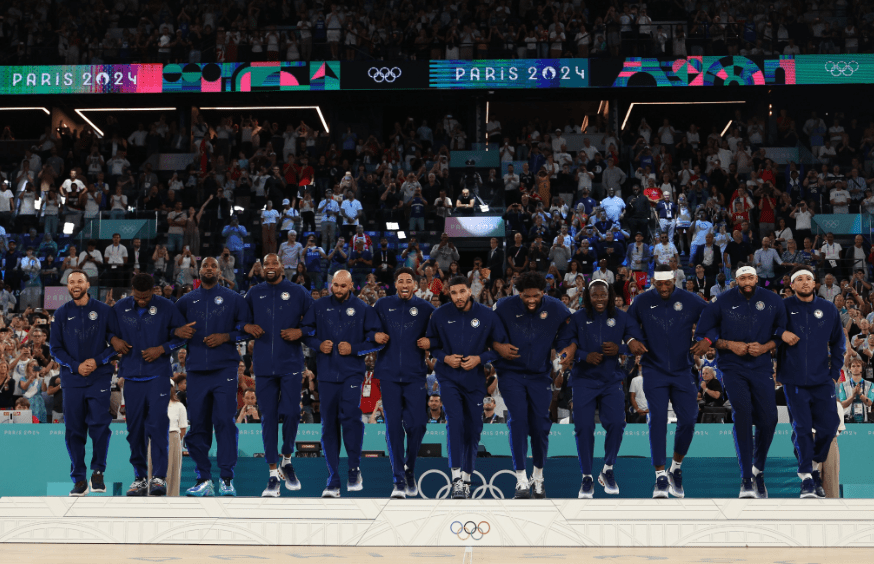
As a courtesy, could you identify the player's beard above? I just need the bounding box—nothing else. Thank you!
[201,273,218,285]
[265,269,281,283]
[795,289,814,299]
[453,295,471,311]
[739,284,756,297]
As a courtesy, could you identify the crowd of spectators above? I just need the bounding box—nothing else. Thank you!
[3,0,874,65]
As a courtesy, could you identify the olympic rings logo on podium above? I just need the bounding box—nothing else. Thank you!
[450,520,491,540]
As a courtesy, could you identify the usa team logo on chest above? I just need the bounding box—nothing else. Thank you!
[149,306,157,315]
[471,318,480,328]
[673,302,683,311]
[214,296,224,305]
[540,311,548,319]
[347,307,356,316]
[814,309,823,318]
[89,311,98,320]
[607,318,616,327]
[756,301,765,311]
[409,307,419,316]
[281,292,290,300]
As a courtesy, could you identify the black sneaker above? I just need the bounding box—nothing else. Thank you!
[800,477,817,498]
[90,471,106,493]
[739,478,756,499]
[811,470,826,498]
[531,478,546,499]
[148,477,167,496]
[514,479,531,499]
[754,473,768,499]
[451,478,465,499]
[282,461,301,491]
[463,481,472,499]
[70,480,89,497]
[126,477,149,497]
[404,468,418,497]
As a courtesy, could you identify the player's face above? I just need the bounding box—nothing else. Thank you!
[395,273,416,299]
[737,273,758,297]
[520,288,543,311]
[589,285,609,313]
[791,273,815,298]
[332,276,354,301]
[133,288,153,308]
[263,255,282,282]
[450,284,471,310]
[654,278,675,300]
[67,273,90,300]
[200,258,219,284]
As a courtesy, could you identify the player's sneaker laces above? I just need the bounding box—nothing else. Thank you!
[463,481,471,499]
[531,478,546,499]
[70,480,89,497]
[800,478,817,498]
[754,473,768,499]
[653,475,669,499]
[739,478,756,499]
[282,462,301,491]
[218,478,236,497]
[404,469,418,497]
[667,469,684,498]
[598,469,619,495]
[347,468,363,492]
[90,471,106,493]
[451,478,466,499]
[578,476,594,499]
[811,471,826,498]
[148,477,167,496]
[127,477,149,497]
[185,479,214,497]
[262,476,281,497]
[514,479,531,499]
[390,485,406,499]
[322,487,341,498]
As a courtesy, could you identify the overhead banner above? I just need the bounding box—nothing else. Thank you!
[0,55,870,94]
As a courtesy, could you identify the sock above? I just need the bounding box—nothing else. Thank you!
[451,468,461,480]
[583,474,593,479]
[462,471,471,483]
[515,469,528,485]
[656,470,667,478]
[281,455,292,466]
[602,465,613,472]
[812,461,822,472]
[269,468,280,479]
[670,460,682,472]
[532,466,543,480]
[799,472,812,481]
[752,466,762,477]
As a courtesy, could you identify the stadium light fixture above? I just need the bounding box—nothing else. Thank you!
[720,120,733,137]
[74,108,177,138]
[480,205,490,213]
[0,107,50,115]
[621,101,746,131]
[386,222,399,230]
[397,231,407,240]
[234,206,245,213]
[63,222,75,235]
[198,106,330,133]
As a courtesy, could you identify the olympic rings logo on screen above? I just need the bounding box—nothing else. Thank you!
[824,61,859,76]
[450,520,490,541]
[368,67,403,83]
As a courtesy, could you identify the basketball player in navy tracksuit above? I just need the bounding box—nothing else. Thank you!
[49,270,118,496]
[565,279,646,499]
[693,266,788,499]
[492,271,573,499]
[301,270,384,498]
[373,267,435,499]
[627,264,706,498]
[242,253,314,497]
[424,275,507,499]
[779,266,845,498]
[111,273,190,497]
[176,257,251,497]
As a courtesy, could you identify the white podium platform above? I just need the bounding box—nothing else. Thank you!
[1,497,874,547]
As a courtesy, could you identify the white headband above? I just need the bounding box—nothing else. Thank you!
[588,279,609,289]
[735,266,757,278]
[790,269,815,284]
[652,271,674,281]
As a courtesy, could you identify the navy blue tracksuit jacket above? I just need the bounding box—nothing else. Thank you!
[49,297,117,482]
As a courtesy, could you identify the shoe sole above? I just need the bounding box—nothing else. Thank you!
[322,491,341,498]
[652,490,669,499]
[148,490,166,497]
[667,478,684,498]
[756,492,768,499]
[533,493,546,499]
[578,490,594,499]
[219,491,237,497]
[514,491,531,499]
[390,492,406,499]
[69,488,89,497]
[739,491,757,499]
[598,475,620,495]
[91,486,106,493]
[126,491,147,497]
[405,488,418,497]
[285,480,302,491]
[800,492,818,499]
[262,489,281,497]
[347,481,363,492]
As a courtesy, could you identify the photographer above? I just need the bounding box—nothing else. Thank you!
[236,389,262,424]
[790,199,814,246]
[217,247,237,289]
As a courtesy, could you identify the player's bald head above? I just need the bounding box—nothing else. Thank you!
[202,256,218,268]
[333,270,352,284]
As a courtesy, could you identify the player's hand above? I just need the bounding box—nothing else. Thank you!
[461,355,481,370]
[557,345,576,370]
[416,337,431,350]
[374,332,390,345]
[141,346,164,363]
[78,359,96,376]
[729,341,750,356]
[444,354,463,369]
[111,336,132,355]
[338,342,352,355]
[689,339,710,357]
[586,352,604,365]
[493,341,520,360]
[601,342,619,356]
[320,340,334,354]
[174,321,196,339]
[747,342,767,357]
[203,333,230,348]
[781,331,800,346]
[280,328,302,341]
[628,340,648,355]
[243,324,265,338]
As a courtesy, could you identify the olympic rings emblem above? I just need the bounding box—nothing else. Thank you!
[368,67,403,83]
[417,469,518,499]
[450,520,491,541]
[824,61,859,76]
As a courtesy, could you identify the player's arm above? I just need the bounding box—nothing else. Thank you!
[623,313,648,355]
[228,295,252,342]
[49,316,81,375]
[300,303,324,351]
[479,314,508,366]
[691,300,720,356]
[425,316,446,362]
[350,306,386,356]
[162,304,191,354]
[829,309,848,383]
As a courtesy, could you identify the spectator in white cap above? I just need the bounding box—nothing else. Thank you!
[261,200,281,254]
[279,198,300,239]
